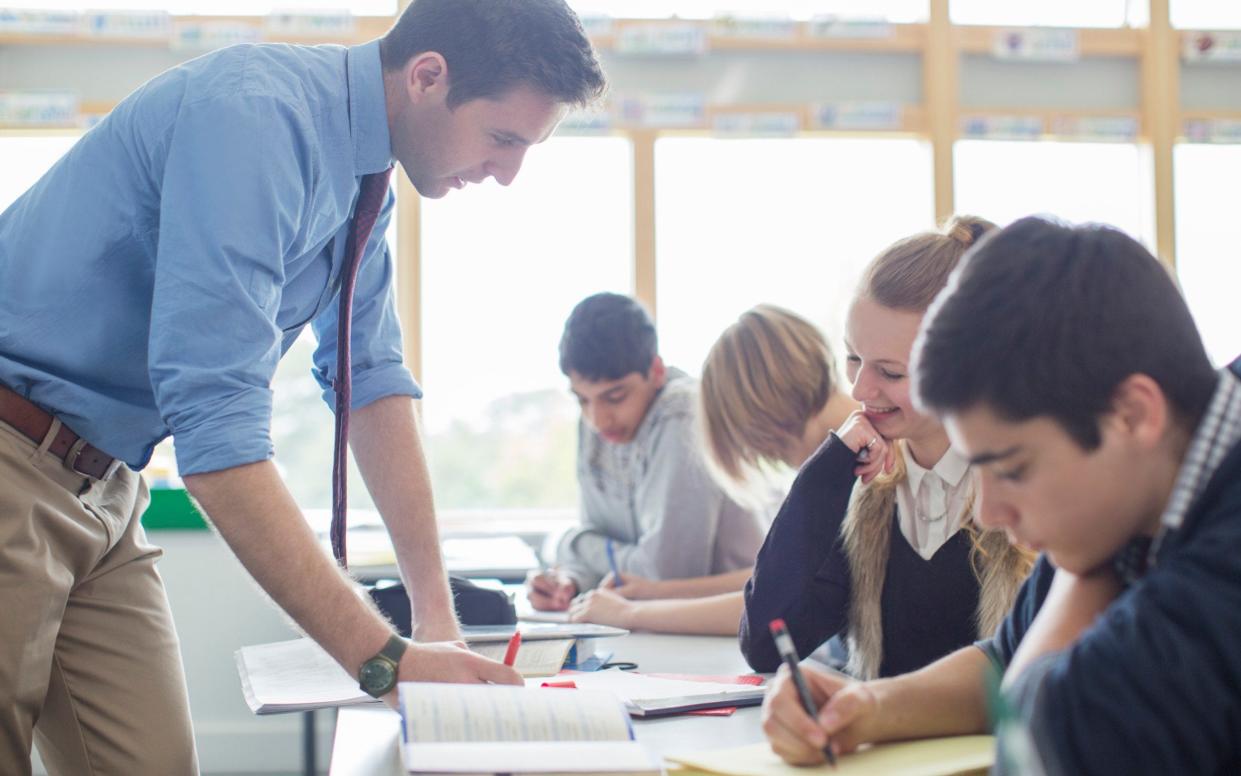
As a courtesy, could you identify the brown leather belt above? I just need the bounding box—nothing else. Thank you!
[0,385,122,480]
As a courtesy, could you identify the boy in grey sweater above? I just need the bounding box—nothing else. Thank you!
[526,293,764,611]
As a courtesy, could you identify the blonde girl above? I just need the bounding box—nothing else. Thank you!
[739,216,1035,678]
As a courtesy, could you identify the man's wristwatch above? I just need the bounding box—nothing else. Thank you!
[358,635,409,698]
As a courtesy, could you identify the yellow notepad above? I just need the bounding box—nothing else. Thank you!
[666,735,994,776]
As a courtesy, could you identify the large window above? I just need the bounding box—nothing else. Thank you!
[569,1,926,22]
[419,136,633,513]
[1173,2,1241,29]
[4,1,396,14]
[951,0,1143,27]
[1174,143,1241,366]
[954,140,1153,244]
[655,137,935,376]
[0,135,79,212]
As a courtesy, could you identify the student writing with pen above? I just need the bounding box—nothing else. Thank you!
[566,306,856,635]
[762,217,1241,775]
[526,293,765,611]
[740,218,1034,682]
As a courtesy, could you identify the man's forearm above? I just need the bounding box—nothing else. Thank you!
[1003,567,1121,687]
[866,646,992,742]
[350,395,459,641]
[184,460,394,676]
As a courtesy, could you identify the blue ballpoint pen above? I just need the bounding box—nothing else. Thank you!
[605,538,623,585]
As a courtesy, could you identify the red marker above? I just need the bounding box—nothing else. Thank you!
[503,631,522,667]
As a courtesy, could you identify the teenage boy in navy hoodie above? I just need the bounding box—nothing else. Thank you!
[760,216,1241,776]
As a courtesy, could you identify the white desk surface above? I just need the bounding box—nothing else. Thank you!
[329,632,768,776]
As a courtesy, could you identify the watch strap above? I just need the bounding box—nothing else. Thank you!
[379,634,409,665]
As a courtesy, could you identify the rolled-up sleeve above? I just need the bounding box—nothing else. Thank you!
[150,92,309,476]
[311,187,421,410]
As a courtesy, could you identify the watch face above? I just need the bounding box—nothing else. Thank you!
[360,658,396,695]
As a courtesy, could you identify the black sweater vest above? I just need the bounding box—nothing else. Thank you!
[878,512,981,677]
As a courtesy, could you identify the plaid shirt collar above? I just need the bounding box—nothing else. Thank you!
[1113,366,1241,584]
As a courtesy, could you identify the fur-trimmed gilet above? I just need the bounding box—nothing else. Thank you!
[840,471,1031,680]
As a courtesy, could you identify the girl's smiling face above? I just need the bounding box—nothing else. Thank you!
[843,295,944,446]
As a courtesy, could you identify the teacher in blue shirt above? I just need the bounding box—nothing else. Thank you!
[0,1,605,773]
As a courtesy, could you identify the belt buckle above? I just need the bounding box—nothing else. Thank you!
[64,438,121,480]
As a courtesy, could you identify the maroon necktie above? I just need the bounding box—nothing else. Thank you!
[331,166,394,568]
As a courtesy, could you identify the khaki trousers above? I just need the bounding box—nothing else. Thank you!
[0,420,198,775]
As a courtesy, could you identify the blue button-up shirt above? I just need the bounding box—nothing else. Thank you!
[0,40,420,475]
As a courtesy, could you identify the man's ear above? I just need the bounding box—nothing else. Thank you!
[648,355,667,388]
[405,52,449,104]
[1109,373,1169,451]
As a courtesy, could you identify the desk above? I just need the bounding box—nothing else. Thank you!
[329,633,768,775]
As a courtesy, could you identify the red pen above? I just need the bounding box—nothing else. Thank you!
[503,631,522,667]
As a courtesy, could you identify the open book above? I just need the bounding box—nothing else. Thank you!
[398,682,661,775]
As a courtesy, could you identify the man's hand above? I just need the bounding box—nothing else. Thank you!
[762,663,880,765]
[381,640,522,709]
[568,587,636,628]
[525,569,578,611]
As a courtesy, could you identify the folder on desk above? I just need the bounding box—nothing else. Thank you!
[666,735,995,776]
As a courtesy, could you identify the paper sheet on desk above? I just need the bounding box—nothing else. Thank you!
[236,638,374,714]
[666,736,995,776]
[237,636,579,713]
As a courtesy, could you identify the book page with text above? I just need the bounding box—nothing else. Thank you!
[398,683,633,744]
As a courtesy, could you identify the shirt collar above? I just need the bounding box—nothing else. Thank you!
[1159,368,1241,532]
[1134,365,1241,577]
[902,442,970,492]
[347,40,394,176]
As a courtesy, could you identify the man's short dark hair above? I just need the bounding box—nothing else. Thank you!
[380,0,606,109]
[914,216,1217,450]
[559,293,657,382]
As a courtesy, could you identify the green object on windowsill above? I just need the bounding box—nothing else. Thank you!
[142,487,208,531]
